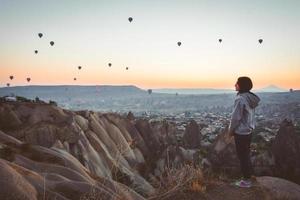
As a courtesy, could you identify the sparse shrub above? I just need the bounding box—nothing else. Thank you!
[16,96,32,102]
[79,186,120,200]
[49,100,58,106]
[148,165,205,200]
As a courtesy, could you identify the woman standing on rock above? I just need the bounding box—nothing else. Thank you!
[228,76,260,188]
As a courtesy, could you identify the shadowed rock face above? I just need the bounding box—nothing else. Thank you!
[207,129,240,176]
[252,151,275,176]
[0,104,22,131]
[272,119,300,184]
[183,120,202,149]
[151,120,177,148]
[135,119,161,161]
[0,159,38,200]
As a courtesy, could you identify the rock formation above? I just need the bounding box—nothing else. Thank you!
[1,101,299,199]
[183,120,202,149]
[272,119,300,184]
[0,102,153,198]
[206,128,240,176]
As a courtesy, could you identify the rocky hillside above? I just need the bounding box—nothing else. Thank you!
[0,101,300,200]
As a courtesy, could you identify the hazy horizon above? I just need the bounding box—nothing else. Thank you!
[1,0,299,89]
[0,84,291,93]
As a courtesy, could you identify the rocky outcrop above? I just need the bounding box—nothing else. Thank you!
[257,176,300,200]
[0,159,38,200]
[183,120,202,149]
[0,104,22,131]
[252,151,275,176]
[272,119,300,184]
[0,102,154,197]
[135,119,161,162]
[0,138,146,200]
[1,101,299,200]
[207,129,240,176]
[151,120,177,147]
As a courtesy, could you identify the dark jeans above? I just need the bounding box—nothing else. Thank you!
[234,133,253,179]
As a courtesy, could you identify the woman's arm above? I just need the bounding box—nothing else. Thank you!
[228,97,244,135]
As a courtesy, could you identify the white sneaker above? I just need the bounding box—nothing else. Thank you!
[234,180,252,188]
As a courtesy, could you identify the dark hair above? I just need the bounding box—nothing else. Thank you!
[237,76,253,93]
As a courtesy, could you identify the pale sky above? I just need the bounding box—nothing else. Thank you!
[0,0,299,89]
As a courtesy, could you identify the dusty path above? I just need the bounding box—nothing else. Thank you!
[155,180,273,200]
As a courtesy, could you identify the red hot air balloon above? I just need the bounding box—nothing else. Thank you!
[258,39,263,44]
[126,67,129,70]
[26,78,31,82]
[177,42,182,46]
[78,66,82,70]
[6,83,10,87]
[9,76,14,80]
[34,50,38,54]
[108,63,112,67]
[128,17,133,22]
[219,39,222,43]
[74,78,77,81]
[50,41,54,46]
[38,33,43,38]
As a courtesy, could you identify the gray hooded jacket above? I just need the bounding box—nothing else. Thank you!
[229,92,260,135]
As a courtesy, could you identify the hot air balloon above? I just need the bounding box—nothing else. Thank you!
[6,83,10,87]
[9,76,14,80]
[126,67,129,70]
[38,33,43,38]
[258,39,263,44]
[74,78,77,81]
[177,42,182,46]
[78,66,82,70]
[34,50,38,54]
[50,41,54,46]
[128,17,133,22]
[108,63,112,67]
[26,78,31,82]
[147,89,152,95]
[219,39,222,43]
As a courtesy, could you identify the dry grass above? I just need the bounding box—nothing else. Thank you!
[79,186,120,200]
[148,164,206,200]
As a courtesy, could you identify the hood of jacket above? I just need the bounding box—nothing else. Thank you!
[239,92,260,109]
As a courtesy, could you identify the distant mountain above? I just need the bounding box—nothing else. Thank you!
[154,85,289,94]
[0,85,148,108]
[0,85,146,98]
[255,85,288,93]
